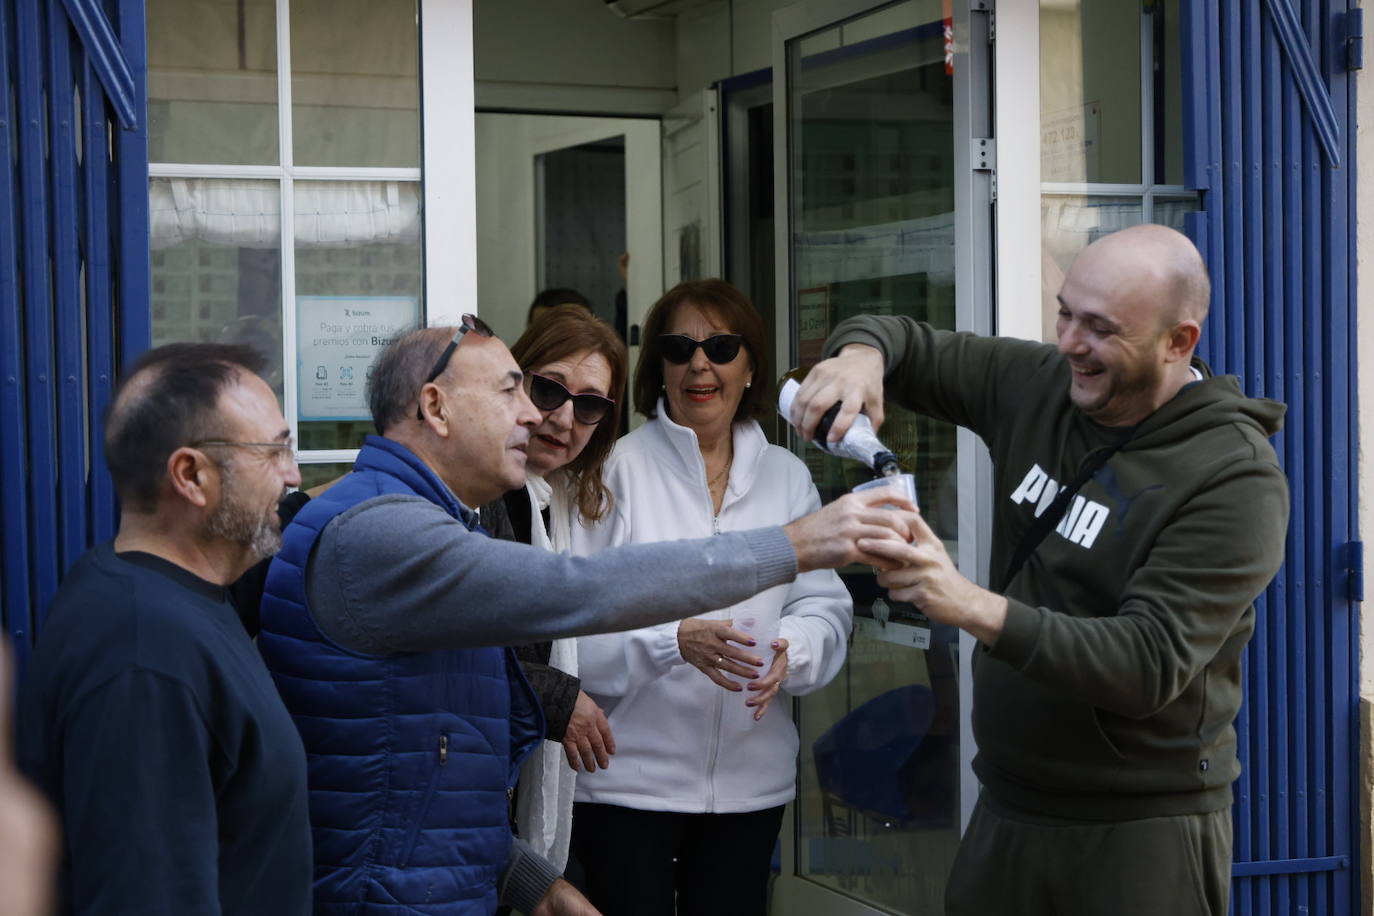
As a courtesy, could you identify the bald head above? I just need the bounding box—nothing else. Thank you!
[1074,224,1211,328]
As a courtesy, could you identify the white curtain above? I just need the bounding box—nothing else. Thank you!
[149,178,422,250]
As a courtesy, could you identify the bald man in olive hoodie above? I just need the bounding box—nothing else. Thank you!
[793,226,1288,916]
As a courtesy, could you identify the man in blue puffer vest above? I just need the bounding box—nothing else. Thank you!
[259,323,913,915]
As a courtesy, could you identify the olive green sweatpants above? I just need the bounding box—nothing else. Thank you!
[945,796,1232,916]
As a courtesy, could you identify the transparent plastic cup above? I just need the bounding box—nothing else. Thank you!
[729,609,778,690]
[731,611,779,651]
[852,472,918,510]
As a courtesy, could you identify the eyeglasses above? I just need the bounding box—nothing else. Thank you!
[658,333,743,365]
[416,313,495,421]
[191,436,296,466]
[526,372,615,425]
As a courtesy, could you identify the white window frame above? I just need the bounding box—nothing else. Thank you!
[148,0,477,469]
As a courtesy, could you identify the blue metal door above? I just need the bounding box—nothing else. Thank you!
[0,0,150,671]
[1182,1,1359,912]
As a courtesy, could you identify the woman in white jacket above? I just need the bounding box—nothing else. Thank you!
[570,280,852,916]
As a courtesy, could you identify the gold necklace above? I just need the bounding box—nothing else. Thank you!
[707,455,732,490]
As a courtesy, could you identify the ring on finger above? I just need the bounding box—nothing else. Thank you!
[714,654,724,668]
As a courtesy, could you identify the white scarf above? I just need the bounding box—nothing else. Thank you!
[513,474,578,870]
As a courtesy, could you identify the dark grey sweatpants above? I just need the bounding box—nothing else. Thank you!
[945,796,1232,916]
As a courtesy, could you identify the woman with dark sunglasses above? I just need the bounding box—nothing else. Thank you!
[569,280,853,916]
[477,305,629,879]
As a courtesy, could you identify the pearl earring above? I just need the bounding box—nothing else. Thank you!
[745,380,752,388]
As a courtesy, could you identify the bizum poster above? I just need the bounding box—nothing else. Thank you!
[297,296,419,421]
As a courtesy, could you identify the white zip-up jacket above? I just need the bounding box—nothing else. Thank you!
[571,404,853,813]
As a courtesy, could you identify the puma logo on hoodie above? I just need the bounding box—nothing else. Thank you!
[1008,463,1111,549]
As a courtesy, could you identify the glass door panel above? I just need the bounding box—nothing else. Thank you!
[775,1,981,912]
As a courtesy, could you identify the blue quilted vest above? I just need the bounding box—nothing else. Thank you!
[258,435,544,914]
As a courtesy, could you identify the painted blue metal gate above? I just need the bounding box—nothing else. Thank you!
[0,0,149,672]
[1182,0,1360,913]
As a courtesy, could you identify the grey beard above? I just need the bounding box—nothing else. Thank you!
[207,463,283,562]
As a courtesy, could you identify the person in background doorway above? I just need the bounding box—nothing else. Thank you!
[479,306,629,872]
[792,225,1289,916]
[570,279,854,916]
[527,287,594,329]
[17,343,310,915]
[613,252,630,342]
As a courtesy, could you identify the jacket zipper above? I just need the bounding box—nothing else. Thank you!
[702,448,735,807]
[399,735,448,866]
[704,679,724,811]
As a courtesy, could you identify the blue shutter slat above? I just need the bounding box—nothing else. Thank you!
[1263,0,1342,166]
[15,0,61,627]
[55,0,136,130]
[48,0,88,584]
[0,0,34,667]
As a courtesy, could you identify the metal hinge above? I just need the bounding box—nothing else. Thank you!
[1346,540,1364,602]
[973,0,995,43]
[973,138,997,201]
[1346,8,1364,71]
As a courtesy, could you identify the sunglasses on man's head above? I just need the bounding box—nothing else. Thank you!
[658,333,743,365]
[526,372,615,425]
[416,313,495,421]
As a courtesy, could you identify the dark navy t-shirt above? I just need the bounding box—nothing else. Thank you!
[16,543,311,915]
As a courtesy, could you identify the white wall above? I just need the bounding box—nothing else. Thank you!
[473,0,677,113]
[1356,53,1374,916]
[673,0,799,102]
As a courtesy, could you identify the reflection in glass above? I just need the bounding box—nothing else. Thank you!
[150,177,283,396]
[1039,0,1142,184]
[147,0,279,165]
[294,181,424,451]
[290,0,420,167]
[787,2,960,911]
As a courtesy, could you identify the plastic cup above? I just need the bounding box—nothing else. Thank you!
[852,473,918,510]
[729,610,778,687]
[731,611,779,653]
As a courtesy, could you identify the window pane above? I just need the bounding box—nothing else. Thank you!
[290,0,421,167]
[294,181,424,451]
[147,0,279,165]
[1040,0,1142,183]
[150,177,283,395]
[299,461,353,491]
[1158,0,1186,185]
[788,3,962,912]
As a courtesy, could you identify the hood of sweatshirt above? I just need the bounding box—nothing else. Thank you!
[1103,358,1286,452]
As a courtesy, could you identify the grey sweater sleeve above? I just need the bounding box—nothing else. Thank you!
[307,495,798,656]
[498,836,562,913]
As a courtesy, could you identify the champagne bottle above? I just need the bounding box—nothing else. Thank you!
[776,374,901,477]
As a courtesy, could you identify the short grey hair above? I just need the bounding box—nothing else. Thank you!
[367,326,452,434]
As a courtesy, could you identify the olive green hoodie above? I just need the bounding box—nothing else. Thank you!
[826,316,1289,820]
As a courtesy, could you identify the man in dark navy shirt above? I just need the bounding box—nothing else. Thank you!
[16,343,310,915]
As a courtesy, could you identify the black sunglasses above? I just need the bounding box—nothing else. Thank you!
[658,333,744,365]
[526,372,615,425]
[416,313,495,421]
